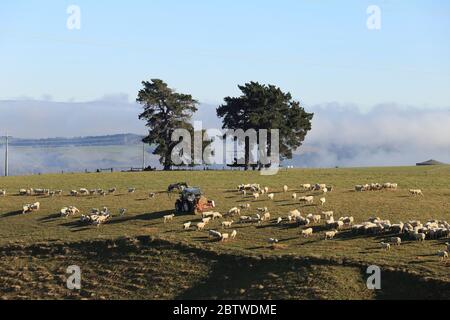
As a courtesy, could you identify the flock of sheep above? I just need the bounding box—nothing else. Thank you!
[1,180,449,262]
[163,182,449,262]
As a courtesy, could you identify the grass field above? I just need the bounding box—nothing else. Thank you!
[0,166,449,300]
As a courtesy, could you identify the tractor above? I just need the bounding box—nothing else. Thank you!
[175,187,215,215]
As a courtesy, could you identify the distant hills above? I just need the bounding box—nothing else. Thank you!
[8,134,145,148]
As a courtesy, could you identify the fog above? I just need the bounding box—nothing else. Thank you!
[0,97,448,175]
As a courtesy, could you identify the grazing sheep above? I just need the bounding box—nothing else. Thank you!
[164,214,175,223]
[301,184,311,190]
[409,189,424,197]
[268,238,279,244]
[292,193,297,200]
[128,188,136,193]
[324,230,338,240]
[93,215,110,227]
[221,233,230,242]
[79,188,89,195]
[202,212,215,219]
[228,207,241,216]
[264,187,269,193]
[411,232,426,242]
[299,196,314,204]
[283,185,289,193]
[209,230,222,239]
[108,187,117,194]
[302,228,314,238]
[277,217,283,224]
[437,251,448,261]
[19,189,28,196]
[260,212,271,222]
[89,189,97,195]
[253,193,260,200]
[231,230,237,239]
[202,217,212,224]
[197,222,206,231]
[119,208,127,216]
[380,242,391,251]
[70,190,78,197]
[239,203,251,210]
[322,211,334,219]
[320,198,326,206]
[212,212,223,220]
[267,193,275,200]
[257,207,269,213]
[222,221,234,229]
[390,237,402,246]
[183,222,192,230]
[149,192,156,199]
[0,190,6,196]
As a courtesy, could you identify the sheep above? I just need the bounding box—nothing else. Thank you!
[268,238,279,244]
[209,230,222,239]
[222,221,234,229]
[292,193,297,200]
[79,188,89,195]
[257,207,269,213]
[380,242,391,251]
[324,230,338,240]
[437,251,448,261]
[239,216,251,223]
[319,198,326,206]
[409,189,424,197]
[182,222,192,230]
[239,203,251,210]
[196,222,206,231]
[341,216,354,226]
[89,189,97,195]
[302,228,314,238]
[221,233,230,242]
[390,237,402,246]
[322,211,334,219]
[312,215,321,224]
[301,184,311,190]
[411,232,426,242]
[253,193,260,200]
[267,193,275,200]
[264,187,269,193]
[19,189,28,196]
[202,217,212,224]
[277,217,283,224]
[128,188,136,193]
[70,190,78,197]
[0,190,6,196]
[283,185,289,193]
[93,215,110,227]
[212,212,223,220]
[260,212,271,222]
[299,196,314,204]
[228,207,241,216]
[149,192,156,199]
[164,214,175,223]
[108,187,117,194]
[119,208,127,216]
[231,230,237,239]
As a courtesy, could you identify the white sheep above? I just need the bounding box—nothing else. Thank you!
[202,217,212,224]
[409,189,424,197]
[253,193,260,200]
[231,230,237,239]
[221,233,230,242]
[183,222,192,230]
[437,250,448,261]
[262,212,271,222]
[79,188,89,195]
[267,193,275,200]
[380,242,391,251]
[222,221,234,229]
[319,198,326,206]
[322,211,334,219]
[390,237,402,246]
[209,230,222,239]
[292,193,297,200]
[302,228,314,238]
[268,238,279,244]
[197,222,206,231]
[283,185,289,193]
[0,190,6,196]
[277,217,283,224]
[212,212,223,220]
[264,187,269,193]
[228,207,241,216]
[163,214,175,223]
[128,188,136,193]
[324,230,338,240]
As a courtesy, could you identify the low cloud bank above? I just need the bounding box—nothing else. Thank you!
[0,98,448,173]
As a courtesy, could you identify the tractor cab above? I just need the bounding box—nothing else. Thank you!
[175,187,215,215]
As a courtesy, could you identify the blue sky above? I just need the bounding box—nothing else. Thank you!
[1,0,450,108]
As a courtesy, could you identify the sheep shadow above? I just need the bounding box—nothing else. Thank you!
[0,211,23,218]
[38,213,62,223]
[107,210,175,225]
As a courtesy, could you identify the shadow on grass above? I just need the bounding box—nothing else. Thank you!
[0,211,23,218]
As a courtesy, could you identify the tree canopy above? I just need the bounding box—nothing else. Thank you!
[137,79,198,170]
[217,82,314,169]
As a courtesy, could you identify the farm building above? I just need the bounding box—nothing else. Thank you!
[416,159,447,166]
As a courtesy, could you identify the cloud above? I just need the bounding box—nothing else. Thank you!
[288,103,450,167]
